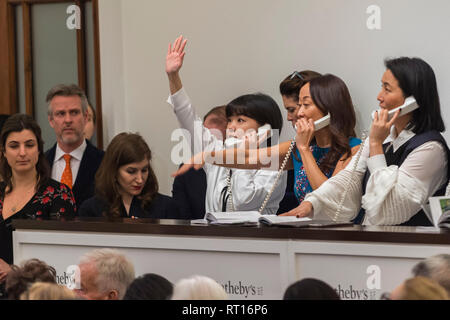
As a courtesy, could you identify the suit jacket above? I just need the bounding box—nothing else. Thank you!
[172,167,207,219]
[276,169,299,214]
[45,140,104,210]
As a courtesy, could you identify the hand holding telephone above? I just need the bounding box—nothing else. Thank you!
[294,114,330,132]
[224,123,272,148]
[371,96,418,120]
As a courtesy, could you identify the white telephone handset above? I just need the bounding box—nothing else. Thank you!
[313,114,330,131]
[295,114,330,132]
[371,96,418,120]
[224,123,272,148]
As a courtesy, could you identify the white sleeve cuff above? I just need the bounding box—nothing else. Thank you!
[367,154,387,173]
[167,87,187,108]
[304,194,322,219]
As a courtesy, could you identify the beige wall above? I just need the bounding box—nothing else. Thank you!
[98,0,450,195]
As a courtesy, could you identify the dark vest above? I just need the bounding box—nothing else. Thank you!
[353,131,450,226]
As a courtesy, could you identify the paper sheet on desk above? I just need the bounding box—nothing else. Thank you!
[190,219,208,225]
[204,211,261,225]
[258,215,311,226]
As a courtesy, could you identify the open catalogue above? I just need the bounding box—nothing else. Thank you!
[191,211,353,228]
[423,196,450,228]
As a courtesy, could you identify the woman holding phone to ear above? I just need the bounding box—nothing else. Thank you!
[288,57,449,226]
[276,70,322,214]
[174,74,362,214]
[289,75,361,205]
[166,36,287,215]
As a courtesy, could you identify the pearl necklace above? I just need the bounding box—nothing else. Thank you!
[224,139,296,214]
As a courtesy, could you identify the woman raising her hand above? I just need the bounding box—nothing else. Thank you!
[173,73,362,215]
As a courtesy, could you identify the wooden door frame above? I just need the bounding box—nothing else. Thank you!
[0,0,103,149]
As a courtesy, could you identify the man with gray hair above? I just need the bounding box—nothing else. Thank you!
[412,254,450,296]
[76,249,135,300]
[45,84,104,208]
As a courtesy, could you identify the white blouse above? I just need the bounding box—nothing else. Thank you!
[168,88,287,215]
[304,126,448,225]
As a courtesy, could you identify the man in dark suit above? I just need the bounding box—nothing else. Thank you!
[45,84,104,210]
[172,106,227,219]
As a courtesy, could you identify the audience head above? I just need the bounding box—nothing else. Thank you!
[203,106,227,141]
[412,254,450,296]
[20,282,77,300]
[46,84,88,150]
[279,70,322,127]
[95,132,158,218]
[5,258,57,300]
[76,248,135,300]
[299,74,356,172]
[226,93,283,145]
[381,57,445,134]
[171,275,228,300]
[283,278,340,300]
[0,114,50,191]
[84,102,96,141]
[390,276,448,300]
[123,273,173,300]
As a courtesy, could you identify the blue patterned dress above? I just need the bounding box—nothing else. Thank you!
[292,137,361,203]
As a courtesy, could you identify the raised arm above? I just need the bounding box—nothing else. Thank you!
[166,35,187,94]
[165,36,219,155]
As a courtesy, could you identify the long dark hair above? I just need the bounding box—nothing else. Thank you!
[384,57,445,134]
[95,132,158,218]
[0,114,50,194]
[308,74,356,172]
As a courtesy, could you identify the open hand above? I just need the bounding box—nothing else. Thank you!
[166,35,187,75]
[369,108,400,145]
[279,201,313,218]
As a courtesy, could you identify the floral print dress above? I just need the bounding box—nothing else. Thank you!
[0,178,76,265]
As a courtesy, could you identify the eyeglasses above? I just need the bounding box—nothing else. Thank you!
[380,292,391,300]
[290,71,305,81]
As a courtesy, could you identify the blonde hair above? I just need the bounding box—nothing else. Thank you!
[171,275,228,300]
[79,249,135,299]
[20,282,77,300]
[401,276,448,300]
[412,254,450,296]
